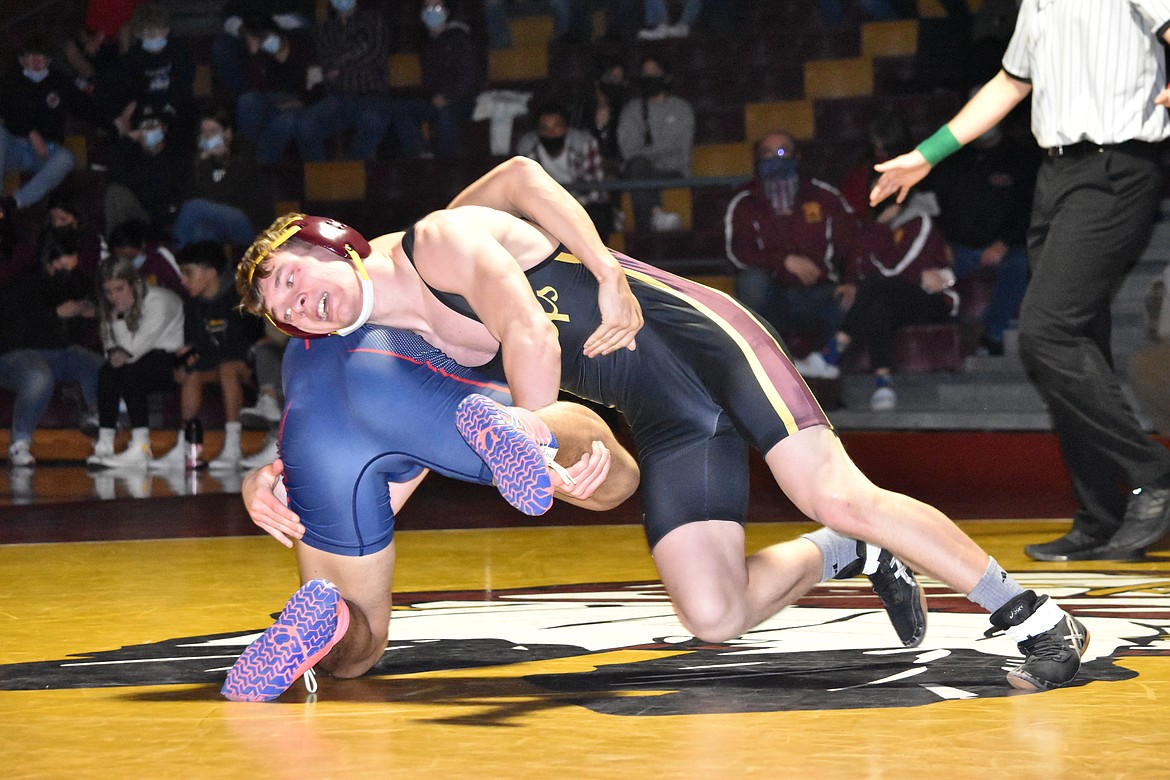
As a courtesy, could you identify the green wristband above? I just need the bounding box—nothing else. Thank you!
[915,126,961,167]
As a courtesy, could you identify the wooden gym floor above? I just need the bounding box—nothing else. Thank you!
[2,443,1169,779]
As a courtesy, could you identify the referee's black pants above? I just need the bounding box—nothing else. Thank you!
[1020,144,1170,540]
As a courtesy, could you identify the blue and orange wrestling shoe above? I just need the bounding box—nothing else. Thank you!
[455,394,555,516]
[221,578,350,702]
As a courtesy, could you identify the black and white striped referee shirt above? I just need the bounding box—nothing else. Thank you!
[1003,0,1170,147]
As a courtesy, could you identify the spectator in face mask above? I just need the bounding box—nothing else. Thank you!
[106,218,187,298]
[388,0,485,158]
[0,34,88,251]
[929,103,1038,357]
[515,102,612,237]
[0,227,105,468]
[173,107,272,249]
[577,58,627,179]
[616,56,694,232]
[723,130,862,381]
[104,104,190,235]
[236,15,321,164]
[211,0,313,107]
[99,1,196,143]
[299,0,394,162]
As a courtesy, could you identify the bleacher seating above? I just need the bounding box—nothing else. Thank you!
[1,0,1017,455]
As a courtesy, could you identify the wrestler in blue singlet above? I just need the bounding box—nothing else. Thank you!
[400,228,831,547]
[278,324,511,556]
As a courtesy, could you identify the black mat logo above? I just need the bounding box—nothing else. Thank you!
[2,573,1167,715]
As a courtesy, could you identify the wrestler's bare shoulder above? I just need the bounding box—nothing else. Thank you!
[414,206,558,269]
[370,231,405,258]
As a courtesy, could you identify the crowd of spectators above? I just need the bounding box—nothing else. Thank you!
[725,114,1039,412]
[0,0,1159,481]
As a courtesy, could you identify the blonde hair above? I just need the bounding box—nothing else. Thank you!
[98,258,148,335]
[235,212,306,316]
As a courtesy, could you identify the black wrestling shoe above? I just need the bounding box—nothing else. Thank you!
[836,542,927,648]
[985,590,1089,692]
[1024,528,1110,562]
[1105,486,1170,553]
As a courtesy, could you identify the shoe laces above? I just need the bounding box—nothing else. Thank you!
[500,407,576,487]
[303,667,318,694]
[869,557,913,604]
[1018,622,1078,662]
[539,444,576,487]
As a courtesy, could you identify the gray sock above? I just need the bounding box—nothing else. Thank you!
[803,528,861,582]
[966,556,1026,613]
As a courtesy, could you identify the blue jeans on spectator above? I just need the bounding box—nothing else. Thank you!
[236,92,308,165]
[549,0,592,40]
[0,126,76,209]
[173,199,256,248]
[0,347,102,444]
[735,268,844,349]
[644,0,702,26]
[817,0,904,26]
[211,34,248,102]
[483,0,512,48]
[389,96,475,159]
[951,242,1029,343]
[300,94,393,161]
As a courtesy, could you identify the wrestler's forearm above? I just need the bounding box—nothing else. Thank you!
[501,328,561,410]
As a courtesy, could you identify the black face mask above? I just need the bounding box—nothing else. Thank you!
[539,135,566,155]
[640,76,666,97]
[599,82,625,104]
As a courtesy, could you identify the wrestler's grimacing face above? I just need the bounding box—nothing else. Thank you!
[260,251,362,334]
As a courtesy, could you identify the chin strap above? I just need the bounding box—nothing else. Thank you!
[332,247,375,336]
[335,276,375,336]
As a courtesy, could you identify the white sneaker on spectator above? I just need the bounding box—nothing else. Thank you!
[86,440,115,468]
[102,440,152,468]
[792,351,841,380]
[7,439,35,467]
[150,439,187,471]
[241,394,282,428]
[871,385,897,411]
[666,23,690,37]
[636,24,672,40]
[209,447,242,471]
[650,207,683,232]
[240,435,281,470]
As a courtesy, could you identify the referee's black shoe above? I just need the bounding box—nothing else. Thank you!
[1024,527,1110,562]
[836,542,927,648]
[986,590,1089,692]
[1101,486,1170,554]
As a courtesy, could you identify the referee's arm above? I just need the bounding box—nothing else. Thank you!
[946,70,1032,146]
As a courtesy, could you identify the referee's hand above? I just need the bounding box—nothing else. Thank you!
[1156,84,1170,109]
[870,151,931,206]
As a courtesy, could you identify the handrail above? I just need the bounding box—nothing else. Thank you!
[565,175,751,193]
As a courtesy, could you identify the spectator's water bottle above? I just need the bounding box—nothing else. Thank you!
[184,418,204,471]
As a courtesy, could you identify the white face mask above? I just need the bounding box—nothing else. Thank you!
[199,133,225,153]
[23,68,49,83]
[331,0,357,12]
[261,34,281,54]
[141,36,167,53]
[143,127,165,150]
[421,5,448,31]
